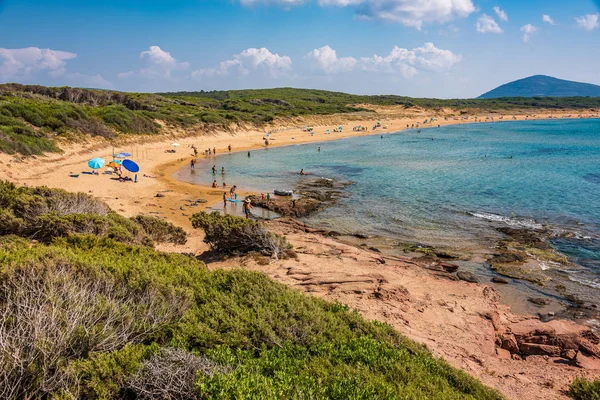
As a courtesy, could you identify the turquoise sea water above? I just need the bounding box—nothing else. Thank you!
[175,119,600,303]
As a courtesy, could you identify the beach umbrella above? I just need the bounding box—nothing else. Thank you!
[111,159,123,165]
[88,158,105,169]
[107,161,121,169]
[171,142,180,147]
[122,159,140,173]
[114,153,127,159]
[118,152,132,157]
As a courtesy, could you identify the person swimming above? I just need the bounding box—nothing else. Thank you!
[300,169,306,175]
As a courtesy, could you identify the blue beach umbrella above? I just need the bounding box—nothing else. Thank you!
[122,159,140,173]
[88,158,105,169]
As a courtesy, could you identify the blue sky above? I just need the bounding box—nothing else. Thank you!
[0,0,599,97]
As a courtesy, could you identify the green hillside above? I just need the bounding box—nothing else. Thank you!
[2,83,600,156]
[479,75,600,99]
[0,180,504,399]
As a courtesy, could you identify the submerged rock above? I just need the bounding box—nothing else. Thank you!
[457,271,479,283]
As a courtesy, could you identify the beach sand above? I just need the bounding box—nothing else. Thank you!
[2,107,599,398]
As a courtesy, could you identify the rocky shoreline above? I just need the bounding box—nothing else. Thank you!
[248,178,600,334]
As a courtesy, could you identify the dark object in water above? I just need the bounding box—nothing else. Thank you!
[456,271,479,283]
[274,189,293,196]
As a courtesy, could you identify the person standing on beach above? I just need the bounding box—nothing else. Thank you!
[213,147,216,155]
[243,198,253,219]
[190,159,195,169]
[230,185,237,197]
[228,144,232,152]
[223,192,227,208]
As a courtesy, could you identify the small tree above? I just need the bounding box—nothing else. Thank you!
[190,211,291,259]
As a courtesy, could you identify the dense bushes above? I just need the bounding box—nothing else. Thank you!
[133,215,187,245]
[190,211,292,258]
[569,378,600,400]
[0,181,186,246]
[0,235,503,399]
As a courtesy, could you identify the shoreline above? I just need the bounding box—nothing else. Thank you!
[2,110,600,399]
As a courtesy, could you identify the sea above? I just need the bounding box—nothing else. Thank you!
[174,119,600,319]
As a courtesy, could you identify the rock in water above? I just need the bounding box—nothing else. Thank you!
[457,271,479,283]
[528,297,550,306]
[492,277,510,284]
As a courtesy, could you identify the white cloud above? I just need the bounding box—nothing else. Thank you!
[476,14,503,33]
[0,47,76,80]
[575,14,599,31]
[193,48,292,79]
[305,45,357,73]
[239,0,475,29]
[0,47,112,88]
[520,24,537,43]
[542,14,554,25]
[358,42,460,77]
[119,46,189,79]
[493,6,507,21]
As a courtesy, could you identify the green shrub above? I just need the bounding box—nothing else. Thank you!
[0,181,185,247]
[133,215,187,245]
[190,211,291,258]
[0,236,502,399]
[569,377,600,400]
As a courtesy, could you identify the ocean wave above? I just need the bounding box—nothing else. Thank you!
[470,212,543,230]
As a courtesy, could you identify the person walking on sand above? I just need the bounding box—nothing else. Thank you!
[212,165,216,174]
[243,198,253,219]
[213,147,216,155]
[223,192,227,208]
[228,144,232,152]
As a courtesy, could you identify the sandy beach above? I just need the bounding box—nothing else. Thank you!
[2,107,600,399]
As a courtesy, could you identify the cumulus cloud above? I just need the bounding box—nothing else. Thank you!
[542,14,554,25]
[119,46,189,79]
[239,0,475,29]
[493,6,507,21]
[192,48,292,79]
[0,47,112,88]
[305,46,357,73]
[520,24,537,43]
[306,42,460,79]
[575,14,599,31]
[0,47,76,80]
[476,14,503,33]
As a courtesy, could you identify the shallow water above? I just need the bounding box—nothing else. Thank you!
[175,119,600,310]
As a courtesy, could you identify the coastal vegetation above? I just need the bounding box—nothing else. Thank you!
[0,181,185,247]
[2,83,600,156]
[569,377,600,400]
[190,210,293,259]
[0,181,504,399]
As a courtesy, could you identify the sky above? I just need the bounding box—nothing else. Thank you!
[0,0,599,98]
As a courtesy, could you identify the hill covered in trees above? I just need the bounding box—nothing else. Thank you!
[2,83,600,156]
[479,75,600,99]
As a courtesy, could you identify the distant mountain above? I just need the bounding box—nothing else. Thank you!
[478,75,600,99]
